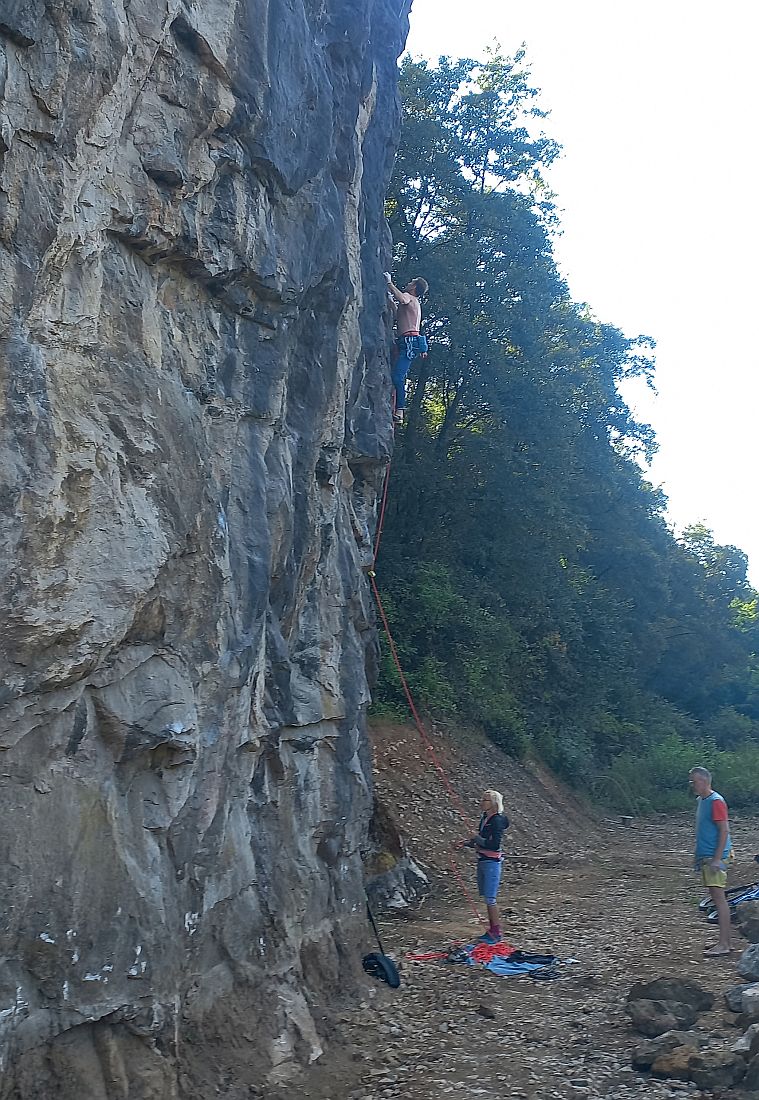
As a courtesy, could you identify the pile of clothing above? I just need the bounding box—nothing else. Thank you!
[406,942,563,980]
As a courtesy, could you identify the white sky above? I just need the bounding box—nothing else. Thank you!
[405,0,759,586]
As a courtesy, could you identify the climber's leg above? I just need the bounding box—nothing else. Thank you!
[391,349,411,421]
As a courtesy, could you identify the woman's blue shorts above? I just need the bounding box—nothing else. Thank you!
[476,858,502,904]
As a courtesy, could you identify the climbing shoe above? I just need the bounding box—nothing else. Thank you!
[476,931,501,945]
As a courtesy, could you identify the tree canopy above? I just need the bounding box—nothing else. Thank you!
[373,50,759,811]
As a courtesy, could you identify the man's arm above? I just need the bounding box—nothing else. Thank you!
[383,272,411,305]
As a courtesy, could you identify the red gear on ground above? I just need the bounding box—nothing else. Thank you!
[468,941,515,963]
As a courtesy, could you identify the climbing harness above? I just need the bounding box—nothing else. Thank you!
[397,333,428,363]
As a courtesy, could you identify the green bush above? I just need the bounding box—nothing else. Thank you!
[416,655,458,712]
[712,745,759,808]
[709,706,759,750]
[600,732,759,813]
[371,554,759,813]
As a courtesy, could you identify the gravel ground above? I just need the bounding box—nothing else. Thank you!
[286,722,758,1099]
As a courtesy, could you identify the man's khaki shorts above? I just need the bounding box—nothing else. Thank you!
[699,850,734,889]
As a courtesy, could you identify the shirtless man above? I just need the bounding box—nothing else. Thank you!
[384,272,428,424]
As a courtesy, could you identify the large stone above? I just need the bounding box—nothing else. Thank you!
[736,901,759,944]
[745,988,759,1021]
[741,945,759,982]
[732,1022,759,1059]
[626,977,714,1037]
[628,977,714,1013]
[744,1053,759,1091]
[632,1031,701,1070]
[626,1000,689,1037]
[727,984,759,1013]
[650,1046,696,1081]
[364,798,430,913]
[651,1045,747,1090]
[0,0,410,1094]
[687,1050,746,1089]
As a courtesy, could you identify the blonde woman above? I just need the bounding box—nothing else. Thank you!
[456,790,510,944]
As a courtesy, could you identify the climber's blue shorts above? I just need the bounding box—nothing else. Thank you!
[477,858,502,904]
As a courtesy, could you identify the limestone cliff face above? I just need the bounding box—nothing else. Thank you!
[0,1,406,1093]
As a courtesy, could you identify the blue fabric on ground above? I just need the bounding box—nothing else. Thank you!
[483,958,549,976]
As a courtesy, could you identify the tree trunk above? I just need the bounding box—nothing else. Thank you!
[404,354,432,447]
[435,383,467,456]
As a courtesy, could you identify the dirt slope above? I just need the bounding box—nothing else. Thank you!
[370,719,596,868]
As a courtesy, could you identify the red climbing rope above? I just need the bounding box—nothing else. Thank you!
[369,561,484,923]
[369,319,488,919]
[447,850,485,924]
[373,461,391,559]
[369,574,474,830]
[368,396,485,923]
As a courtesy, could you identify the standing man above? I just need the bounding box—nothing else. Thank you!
[689,766,734,957]
[383,271,428,424]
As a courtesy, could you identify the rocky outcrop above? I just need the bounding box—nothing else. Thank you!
[365,798,430,913]
[0,1,408,1094]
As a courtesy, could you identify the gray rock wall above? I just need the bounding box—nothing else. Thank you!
[0,1,406,1094]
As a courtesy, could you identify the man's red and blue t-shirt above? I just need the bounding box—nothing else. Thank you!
[695,791,732,859]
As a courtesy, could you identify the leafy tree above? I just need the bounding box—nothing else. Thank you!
[373,49,759,808]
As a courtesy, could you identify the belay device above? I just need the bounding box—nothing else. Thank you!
[362,900,400,988]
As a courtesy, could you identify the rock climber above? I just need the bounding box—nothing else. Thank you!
[456,789,510,944]
[689,765,734,957]
[383,271,428,425]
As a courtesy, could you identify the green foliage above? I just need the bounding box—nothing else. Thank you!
[374,48,759,811]
[604,734,759,813]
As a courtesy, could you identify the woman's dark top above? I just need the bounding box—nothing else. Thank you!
[467,811,509,861]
